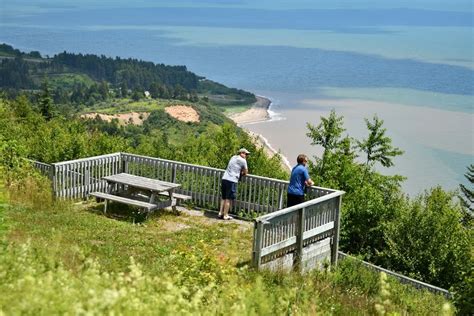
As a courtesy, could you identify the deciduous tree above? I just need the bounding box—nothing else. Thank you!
[357,115,403,168]
[306,110,345,176]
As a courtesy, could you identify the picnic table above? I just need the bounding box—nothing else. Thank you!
[89,173,191,216]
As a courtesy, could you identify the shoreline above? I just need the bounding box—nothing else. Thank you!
[229,95,271,125]
[229,95,292,172]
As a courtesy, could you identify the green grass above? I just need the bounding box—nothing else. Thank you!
[5,200,252,273]
[0,181,453,315]
[47,73,96,89]
[81,97,250,123]
[0,180,7,237]
[221,104,252,116]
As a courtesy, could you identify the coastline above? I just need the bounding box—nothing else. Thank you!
[229,95,271,125]
[230,96,292,172]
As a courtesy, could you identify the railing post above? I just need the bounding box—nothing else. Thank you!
[331,196,342,266]
[49,164,57,200]
[252,220,264,270]
[278,186,284,209]
[121,153,128,173]
[294,207,305,272]
[171,164,177,183]
[84,168,90,198]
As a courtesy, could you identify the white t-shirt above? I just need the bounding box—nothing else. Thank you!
[222,155,248,183]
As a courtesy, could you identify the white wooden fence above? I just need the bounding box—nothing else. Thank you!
[252,191,344,272]
[36,152,344,271]
[27,159,52,177]
[29,152,452,296]
[338,252,452,298]
[45,152,337,218]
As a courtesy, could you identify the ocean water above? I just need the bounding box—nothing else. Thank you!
[1,0,473,194]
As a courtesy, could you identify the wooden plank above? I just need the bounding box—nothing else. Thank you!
[89,192,158,210]
[253,221,265,269]
[302,221,334,240]
[294,207,305,271]
[331,195,342,265]
[260,236,297,257]
[103,173,180,192]
[158,192,192,200]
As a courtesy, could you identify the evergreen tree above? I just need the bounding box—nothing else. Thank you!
[357,115,403,168]
[98,81,109,100]
[120,82,129,97]
[459,164,474,225]
[38,80,54,121]
[131,89,142,101]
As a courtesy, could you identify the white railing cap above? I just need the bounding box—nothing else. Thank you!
[256,190,345,223]
[53,152,122,166]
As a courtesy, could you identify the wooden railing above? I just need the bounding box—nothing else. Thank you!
[45,152,336,218]
[252,191,344,272]
[337,252,453,298]
[51,153,122,199]
[27,159,52,176]
[121,153,334,217]
[33,152,344,273]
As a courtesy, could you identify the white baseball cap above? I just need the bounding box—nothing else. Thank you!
[238,148,250,154]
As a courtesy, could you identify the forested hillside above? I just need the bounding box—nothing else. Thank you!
[0,43,256,107]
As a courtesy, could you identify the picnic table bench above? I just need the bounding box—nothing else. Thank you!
[89,173,191,216]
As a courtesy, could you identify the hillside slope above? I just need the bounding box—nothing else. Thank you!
[0,180,451,315]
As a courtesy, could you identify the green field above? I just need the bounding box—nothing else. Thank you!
[82,97,253,116]
[84,98,167,114]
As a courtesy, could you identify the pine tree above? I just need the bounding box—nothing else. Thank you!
[39,79,54,120]
[459,164,474,225]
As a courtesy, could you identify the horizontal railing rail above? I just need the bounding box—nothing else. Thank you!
[121,153,337,217]
[252,191,344,271]
[35,152,338,217]
[51,153,122,199]
[26,159,52,176]
[337,252,453,298]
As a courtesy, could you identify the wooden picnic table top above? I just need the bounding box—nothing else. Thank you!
[102,173,180,193]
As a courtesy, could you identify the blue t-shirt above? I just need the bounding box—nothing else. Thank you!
[287,164,310,196]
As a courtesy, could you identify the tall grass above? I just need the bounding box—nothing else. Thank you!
[0,175,452,314]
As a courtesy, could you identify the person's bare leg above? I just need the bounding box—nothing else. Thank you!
[223,200,231,217]
[219,199,225,217]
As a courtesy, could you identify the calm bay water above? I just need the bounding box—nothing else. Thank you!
[1,0,473,194]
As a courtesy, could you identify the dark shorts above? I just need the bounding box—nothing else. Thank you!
[287,193,305,207]
[221,179,237,200]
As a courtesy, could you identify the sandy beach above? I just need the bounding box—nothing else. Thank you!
[229,95,271,125]
[229,96,292,172]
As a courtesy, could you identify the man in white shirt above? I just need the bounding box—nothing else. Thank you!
[218,148,249,220]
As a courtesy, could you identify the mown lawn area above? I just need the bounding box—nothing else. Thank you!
[5,199,253,274]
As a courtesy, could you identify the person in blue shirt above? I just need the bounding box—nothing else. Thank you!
[287,154,314,207]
